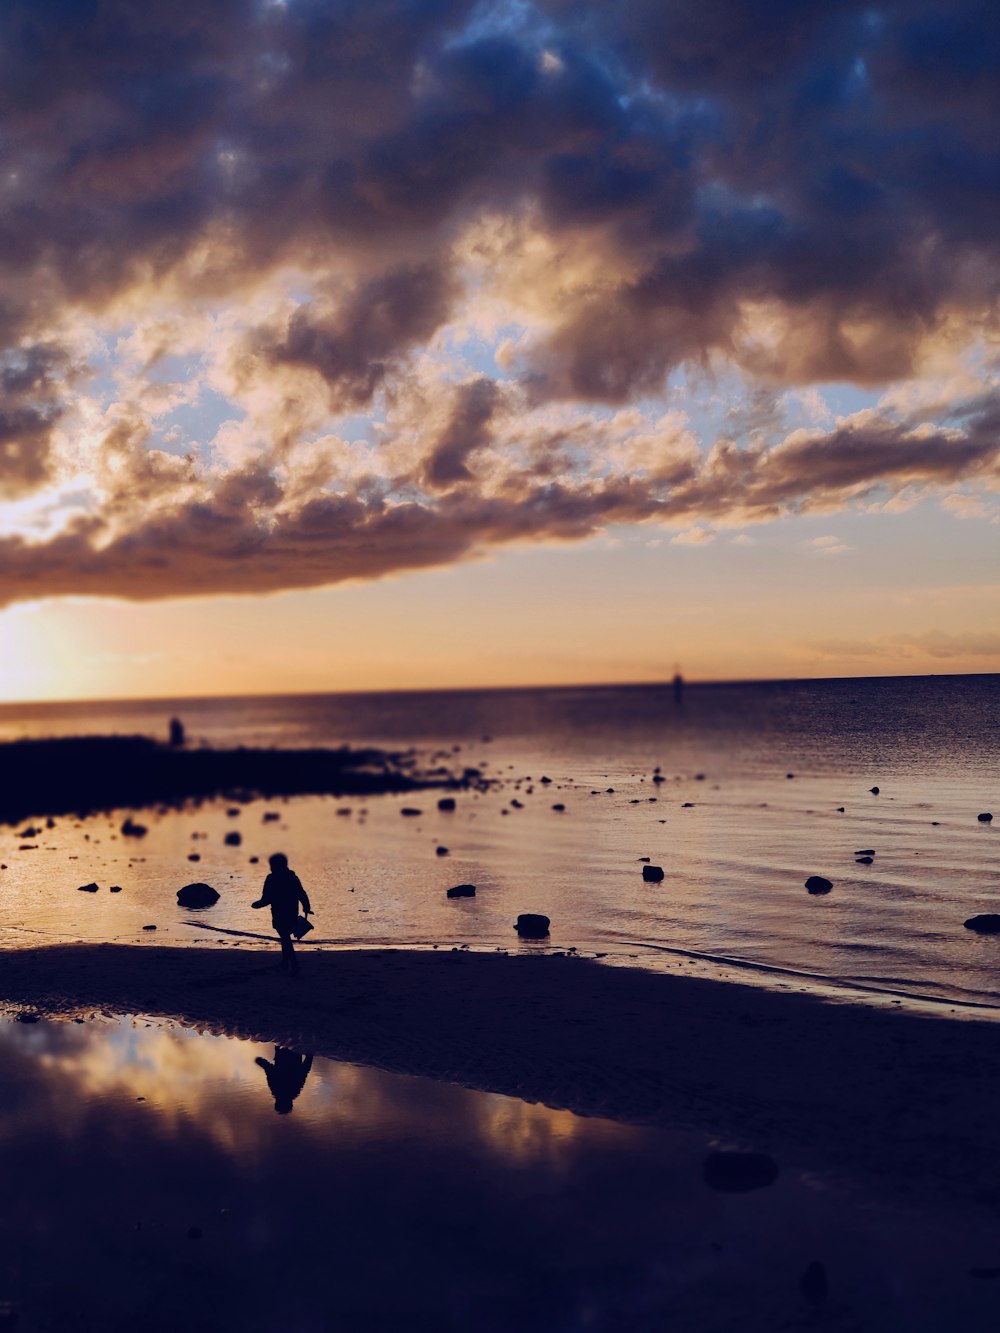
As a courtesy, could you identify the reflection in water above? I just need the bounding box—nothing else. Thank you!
[255,1046,313,1114]
[1,1014,999,1332]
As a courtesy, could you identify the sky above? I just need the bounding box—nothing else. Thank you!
[0,0,998,701]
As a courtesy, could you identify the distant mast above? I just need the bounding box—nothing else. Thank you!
[672,668,684,705]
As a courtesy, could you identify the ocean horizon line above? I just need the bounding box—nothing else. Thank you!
[1,668,998,715]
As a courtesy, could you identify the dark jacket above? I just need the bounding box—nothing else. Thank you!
[258,867,311,930]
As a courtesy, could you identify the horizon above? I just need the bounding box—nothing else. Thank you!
[0,667,996,713]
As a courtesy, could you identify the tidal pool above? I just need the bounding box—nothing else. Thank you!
[0,1013,996,1331]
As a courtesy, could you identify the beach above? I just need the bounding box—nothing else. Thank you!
[0,680,998,1327]
[3,943,1000,1212]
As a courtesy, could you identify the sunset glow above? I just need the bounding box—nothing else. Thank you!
[0,1,997,698]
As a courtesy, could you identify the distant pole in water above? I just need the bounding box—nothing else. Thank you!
[168,716,185,747]
[673,669,684,705]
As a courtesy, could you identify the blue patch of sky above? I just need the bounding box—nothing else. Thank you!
[150,388,242,458]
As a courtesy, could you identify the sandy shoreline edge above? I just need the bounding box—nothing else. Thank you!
[2,943,999,1207]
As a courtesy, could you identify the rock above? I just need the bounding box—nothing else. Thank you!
[188,853,200,861]
[552,803,565,812]
[249,856,259,863]
[695,773,706,781]
[511,799,523,809]
[262,812,280,822]
[978,812,993,822]
[652,774,665,784]
[436,846,449,856]
[437,797,456,812]
[836,806,845,812]
[142,924,157,931]
[110,885,123,893]
[703,1151,779,1193]
[540,776,552,784]
[642,865,665,882]
[17,826,39,838]
[337,808,351,816]
[682,802,694,808]
[121,817,147,838]
[799,1260,828,1306]
[805,875,833,894]
[15,1013,40,1024]
[400,807,422,817]
[870,786,880,794]
[855,849,875,857]
[515,913,550,938]
[855,856,873,865]
[177,882,220,909]
[224,831,241,846]
[77,882,100,893]
[447,884,476,898]
[226,807,241,817]
[786,773,795,779]
[965,914,1000,934]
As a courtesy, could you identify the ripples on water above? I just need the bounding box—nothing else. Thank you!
[0,676,997,1009]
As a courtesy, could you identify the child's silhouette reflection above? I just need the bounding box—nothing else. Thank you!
[255,1047,314,1114]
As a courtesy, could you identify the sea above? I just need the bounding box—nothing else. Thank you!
[0,675,997,1013]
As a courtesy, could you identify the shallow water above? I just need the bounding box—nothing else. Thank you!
[0,676,997,1010]
[0,1012,997,1332]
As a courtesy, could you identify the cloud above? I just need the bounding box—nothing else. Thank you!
[809,535,850,556]
[0,0,998,603]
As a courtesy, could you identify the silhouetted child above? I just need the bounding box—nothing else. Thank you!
[255,1047,314,1114]
[252,852,312,974]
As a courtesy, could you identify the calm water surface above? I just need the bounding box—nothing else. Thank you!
[0,677,997,1009]
[0,1013,997,1332]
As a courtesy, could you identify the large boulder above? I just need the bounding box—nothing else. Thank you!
[805,875,833,894]
[642,865,664,882]
[979,812,993,823]
[964,914,1000,934]
[77,882,99,893]
[446,883,476,898]
[177,882,220,909]
[515,913,550,938]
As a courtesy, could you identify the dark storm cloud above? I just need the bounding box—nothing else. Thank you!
[422,377,501,489]
[1,0,999,600]
[253,263,458,409]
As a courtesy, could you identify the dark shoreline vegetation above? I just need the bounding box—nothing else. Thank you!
[0,735,476,826]
[2,944,999,1209]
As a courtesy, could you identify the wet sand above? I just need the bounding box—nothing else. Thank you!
[2,943,999,1209]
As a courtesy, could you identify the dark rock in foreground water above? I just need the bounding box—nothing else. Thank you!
[805,875,833,894]
[437,797,456,812]
[855,856,874,865]
[120,817,147,838]
[642,865,664,882]
[400,807,422,817]
[515,913,550,938]
[799,1259,828,1306]
[446,883,476,898]
[109,885,122,893]
[978,812,993,822]
[703,1151,778,1193]
[77,882,99,893]
[223,831,241,847]
[177,883,220,909]
[142,924,157,931]
[870,786,880,794]
[964,914,1000,934]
